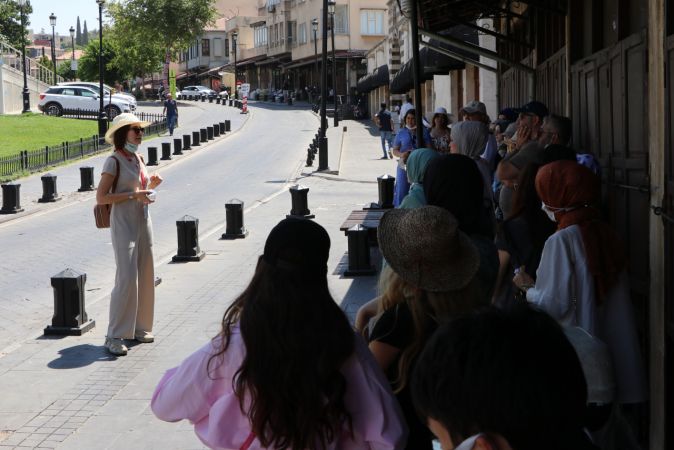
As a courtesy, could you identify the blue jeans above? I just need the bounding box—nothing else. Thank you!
[167,115,177,135]
[380,131,392,156]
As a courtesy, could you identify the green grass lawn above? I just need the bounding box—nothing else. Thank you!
[0,113,99,158]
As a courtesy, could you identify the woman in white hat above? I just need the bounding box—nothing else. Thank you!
[429,107,451,154]
[96,113,163,356]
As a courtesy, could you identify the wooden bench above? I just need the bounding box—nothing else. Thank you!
[339,209,386,245]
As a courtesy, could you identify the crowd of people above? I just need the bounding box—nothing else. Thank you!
[146,98,648,450]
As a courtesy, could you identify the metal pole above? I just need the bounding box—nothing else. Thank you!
[51,28,57,85]
[313,29,318,88]
[71,35,75,80]
[409,0,424,145]
[330,14,338,127]
[318,0,329,170]
[97,2,108,140]
[234,38,237,100]
[20,4,30,113]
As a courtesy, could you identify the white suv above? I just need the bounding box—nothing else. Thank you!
[38,86,132,118]
[57,81,137,110]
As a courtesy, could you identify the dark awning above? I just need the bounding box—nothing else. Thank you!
[390,25,477,94]
[357,65,389,93]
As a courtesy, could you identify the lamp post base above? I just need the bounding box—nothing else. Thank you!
[317,136,329,171]
[97,112,108,143]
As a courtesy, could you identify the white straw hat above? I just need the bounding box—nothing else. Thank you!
[104,113,151,144]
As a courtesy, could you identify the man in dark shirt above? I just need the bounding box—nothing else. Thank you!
[162,93,178,136]
[374,103,393,159]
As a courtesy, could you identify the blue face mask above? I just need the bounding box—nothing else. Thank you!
[124,142,139,153]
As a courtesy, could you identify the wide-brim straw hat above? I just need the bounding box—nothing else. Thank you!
[104,113,151,144]
[378,205,480,292]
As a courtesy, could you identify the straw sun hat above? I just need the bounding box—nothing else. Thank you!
[378,205,480,292]
[104,113,151,144]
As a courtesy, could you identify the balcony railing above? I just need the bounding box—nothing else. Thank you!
[0,39,64,85]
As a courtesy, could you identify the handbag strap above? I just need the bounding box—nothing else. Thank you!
[111,156,120,194]
[239,432,255,450]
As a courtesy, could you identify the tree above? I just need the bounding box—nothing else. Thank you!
[77,35,124,85]
[76,16,82,46]
[107,0,216,83]
[0,0,33,50]
[57,60,76,81]
[82,21,89,45]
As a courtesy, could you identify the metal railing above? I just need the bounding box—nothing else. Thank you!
[0,39,64,85]
[0,113,166,179]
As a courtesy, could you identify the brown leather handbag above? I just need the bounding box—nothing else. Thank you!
[93,157,120,228]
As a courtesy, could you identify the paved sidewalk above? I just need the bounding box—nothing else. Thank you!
[0,119,391,449]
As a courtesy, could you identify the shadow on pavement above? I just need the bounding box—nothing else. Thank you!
[335,250,382,325]
[47,344,117,369]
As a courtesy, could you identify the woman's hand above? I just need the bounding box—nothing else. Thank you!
[401,150,412,164]
[133,189,153,205]
[513,266,535,292]
[355,298,380,339]
[148,174,163,189]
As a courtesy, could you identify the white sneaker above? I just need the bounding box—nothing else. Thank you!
[105,337,128,356]
[134,331,155,343]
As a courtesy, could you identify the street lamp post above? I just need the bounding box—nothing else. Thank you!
[232,31,238,100]
[69,26,75,80]
[318,0,329,170]
[311,18,318,90]
[49,13,57,85]
[18,0,30,113]
[328,0,338,127]
[96,0,107,140]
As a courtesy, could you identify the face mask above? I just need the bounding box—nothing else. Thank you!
[124,142,139,153]
[454,434,481,450]
[406,124,416,130]
[541,202,557,222]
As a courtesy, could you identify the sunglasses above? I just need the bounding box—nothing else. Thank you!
[130,127,145,133]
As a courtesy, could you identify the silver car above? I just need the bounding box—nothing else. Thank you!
[38,86,132,118]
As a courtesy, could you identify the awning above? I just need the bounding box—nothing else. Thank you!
[390,25,477,94]
[256,53,291,66]
[357,65,389,93]
[235,55,267,67]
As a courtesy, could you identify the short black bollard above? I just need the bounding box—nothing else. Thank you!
[216,97,221,104]
[288,97,293,106]
[207,126,214,140]
[173,138,183,155]
[0,183,24,214]
[192,131,201,146]
[78,167,95,192]
[44,268,96,335]
[306,148,313,167]
[344,225,377,276]
[200,128,208,142]
[201,95,206,102]
[219,122,225,134]
[287,184,315,219]
[221,199,248,239]
[377,174,395,209]
[38,174,61,203]
[209,97,213,103]
[172,215,205,262]
[161,142,172,160]
[213,123,220,137]
[225,120,231,132]
[183,134,191,150]
[229,99,233,106]
[147,146,159,165]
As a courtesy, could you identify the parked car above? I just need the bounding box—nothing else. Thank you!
[38,86,132,118]
[177,85,218,99]
[58,81,137,109]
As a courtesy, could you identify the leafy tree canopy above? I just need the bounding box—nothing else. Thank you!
[77,35,124,85]
[0,0,33,49]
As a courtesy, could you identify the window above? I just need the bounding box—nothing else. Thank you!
[61,88,76,96]
[254,26,268,48]
[225,38,229,57]
[287,21,296,45]
[213,38,222,57]
[201,39,210,56]
[334,5,349,34]
[298,23,307,44]
[79,89,96,98]
[360,10,384,35]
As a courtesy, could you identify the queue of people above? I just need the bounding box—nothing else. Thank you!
[144,97,645,450]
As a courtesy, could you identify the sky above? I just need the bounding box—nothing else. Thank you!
[26,0,111,37]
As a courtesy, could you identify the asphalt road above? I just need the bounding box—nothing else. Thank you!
[0,103,318,352]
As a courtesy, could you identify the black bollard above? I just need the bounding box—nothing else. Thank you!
[219,122,225,134]
[207,126,214,140]
[287,184,314,219]
[306,148,313,167]
[183,134,191,150]
[213,123,220,137]
[0,183,24,214]
[221,199,248,239]
[343,225,377,276]
[377,174,395,209]
[38,174,61,203]
[173,138,183,155]
[209,96,213,103]
[44,268,96,335]
[216,97,221,104]
[161,142,172,160]
[147,146,159,165]
[229,99,233,106]
[225,120,231,132]
[200,128,208,142]
[192,131,201,146]
[78,167,95,192]
[172,215,205,262]
[201,95,206,102]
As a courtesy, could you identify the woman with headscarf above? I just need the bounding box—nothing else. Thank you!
[449,120,492,203]
[391,109,432,207]
[513,160,647,405]
[398,149,438,210]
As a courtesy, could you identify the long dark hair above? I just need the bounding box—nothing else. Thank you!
[112,125,130,149]
[208,256,355,450]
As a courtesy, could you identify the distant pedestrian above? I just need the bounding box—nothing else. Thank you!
[96,113,163,356]
[158,82,165,101]
[399,96,413,128]
[374,103,394,159]
[152,218,407,450]
[429,107,451,154]
[391,109,431,207]
[162,93,178,136]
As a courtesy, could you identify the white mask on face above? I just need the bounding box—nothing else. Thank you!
[541,202,557,222]
[454,434,481,450]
